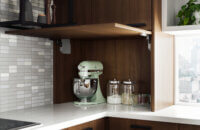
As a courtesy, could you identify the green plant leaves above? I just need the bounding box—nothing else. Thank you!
[184,17,189,25]
[177,0,200,25]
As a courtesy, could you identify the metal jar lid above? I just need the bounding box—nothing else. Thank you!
[109,78,120,84]
[122,79,135,85]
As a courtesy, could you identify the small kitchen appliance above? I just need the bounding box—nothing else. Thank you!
[73,61,106,105]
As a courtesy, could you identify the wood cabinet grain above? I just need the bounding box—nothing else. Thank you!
[92,0,127,24]
[56,0,152,30]
[179,124,200,130]
[74,0,92,25]
[64,118,105,130]
[92,0,152,30]
[64,118,200,130]
[108,118,178,130]
[130,0,152,30]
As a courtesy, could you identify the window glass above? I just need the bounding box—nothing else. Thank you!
[176,35,200,104]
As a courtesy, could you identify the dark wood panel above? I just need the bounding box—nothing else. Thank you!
[55,0,92,25]
[108,118,178,130]
[74,0,92,24]
[108,118,130,130]
[54,0,152,27]
[179,124,200,130]
[65,118,105,130]
[133,120,178,130]
[130,0,152,30]
[92,0,152,30]
[92,0,123,23]
[54,0,69,24]
[53,41,82,103]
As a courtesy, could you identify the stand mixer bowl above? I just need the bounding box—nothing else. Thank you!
[73,78,98,102]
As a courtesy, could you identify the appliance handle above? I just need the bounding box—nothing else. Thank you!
[130,124,151,129]
[83,127,93,130]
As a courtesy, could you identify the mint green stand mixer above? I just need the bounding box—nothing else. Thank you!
[73,61,106,105]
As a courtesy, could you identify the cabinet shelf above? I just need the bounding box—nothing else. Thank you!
[5,23,151,39]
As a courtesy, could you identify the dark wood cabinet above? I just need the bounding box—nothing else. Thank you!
[74,0,92,25]
[108,118,152,130]
[92,0,128,24]
[92,0,152,30]
[108,117,130,130]
[108,118,178,130]
[179,124,200,130]
[72,0,152,30]
[129,0,152,30]
[65,118,105,130]
[64,118,200,130]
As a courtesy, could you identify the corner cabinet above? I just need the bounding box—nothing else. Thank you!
[64,118,200,130]
[4,0,174,112]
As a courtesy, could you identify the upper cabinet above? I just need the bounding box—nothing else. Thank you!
[92,0,130,24]
[73,0,152,30]
[74,0,93,25]
[162,0,200,35]
[129,0,152,31]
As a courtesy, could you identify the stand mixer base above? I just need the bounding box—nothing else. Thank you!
[74,100,105,105]
[74,101,100,105]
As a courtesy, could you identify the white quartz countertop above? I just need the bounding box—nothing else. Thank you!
[1,103,200,130]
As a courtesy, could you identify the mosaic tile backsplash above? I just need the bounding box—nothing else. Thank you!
[0,0,53,112]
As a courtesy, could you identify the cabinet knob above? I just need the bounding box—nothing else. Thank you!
[83,127,93,130]
[130,124,151,130]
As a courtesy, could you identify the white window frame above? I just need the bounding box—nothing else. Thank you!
[174,35,200,106]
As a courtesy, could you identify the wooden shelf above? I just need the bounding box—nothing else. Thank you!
[5,23,151,39]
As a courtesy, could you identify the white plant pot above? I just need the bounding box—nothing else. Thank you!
[193,11,200,25]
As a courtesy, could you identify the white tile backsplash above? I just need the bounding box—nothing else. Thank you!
[0,1,53,112]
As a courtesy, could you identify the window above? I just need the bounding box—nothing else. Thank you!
[175,35,200,105]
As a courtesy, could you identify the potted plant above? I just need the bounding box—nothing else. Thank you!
[177,0,200,25]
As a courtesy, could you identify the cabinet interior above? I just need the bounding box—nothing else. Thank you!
[53,0,152,104]
[54,38,151,103]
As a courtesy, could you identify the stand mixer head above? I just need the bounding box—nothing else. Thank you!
[73,61,106,105]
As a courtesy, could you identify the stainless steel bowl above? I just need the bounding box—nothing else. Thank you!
[73,78,97,102]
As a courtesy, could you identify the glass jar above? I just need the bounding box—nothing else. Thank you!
[107,79,121,104]
[121,80,135,105]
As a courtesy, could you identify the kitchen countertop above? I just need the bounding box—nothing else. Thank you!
[1,103,200,130]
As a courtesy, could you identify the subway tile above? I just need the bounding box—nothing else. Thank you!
[0,0,53,112]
